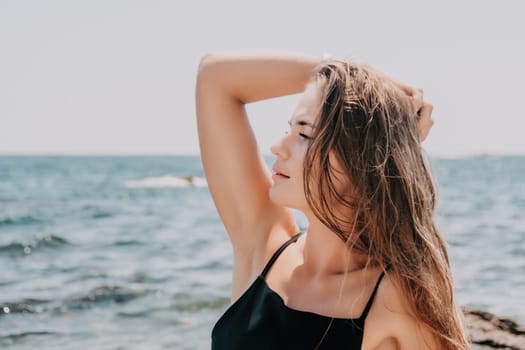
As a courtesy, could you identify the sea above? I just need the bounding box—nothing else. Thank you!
[0,155,524,349]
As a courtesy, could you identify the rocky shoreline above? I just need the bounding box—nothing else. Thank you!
[465,308,525,349]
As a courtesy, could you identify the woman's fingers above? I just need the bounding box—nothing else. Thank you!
[402,85,433,142]
[411,88,424,114]
[376,69,434,142]
[417,101,434,142]
[392,80,425,112]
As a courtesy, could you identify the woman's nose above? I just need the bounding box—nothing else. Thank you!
[270,134,289,159]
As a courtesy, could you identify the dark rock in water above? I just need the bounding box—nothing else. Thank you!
[181,175,194,183]
[465,308,525,349]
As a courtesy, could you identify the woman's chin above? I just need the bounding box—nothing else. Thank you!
[269,189,305,211]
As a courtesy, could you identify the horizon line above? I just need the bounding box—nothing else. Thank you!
[1,152,524,159]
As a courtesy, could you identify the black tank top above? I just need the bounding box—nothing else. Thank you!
[211,232,385,349]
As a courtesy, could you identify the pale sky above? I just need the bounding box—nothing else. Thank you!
[1,0,524,157]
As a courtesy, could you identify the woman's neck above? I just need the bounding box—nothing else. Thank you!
[300,214,368,278]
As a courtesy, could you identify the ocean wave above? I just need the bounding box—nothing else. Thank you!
[0,285,151,316]
[0,215,41,227]
[67,285,151,310]
[0,298,49,314]
[116,309,153,318]
[173,295,230,312]
[91,211,114,219]
[113,239,144,247]
[0,288,226,317]
[0,331,57,346]
[0,234,71,256]
[124,175,207,188]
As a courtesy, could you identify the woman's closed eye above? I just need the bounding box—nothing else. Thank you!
[287,119,313,141]
[284,129,311,140]
[285,130,311,140]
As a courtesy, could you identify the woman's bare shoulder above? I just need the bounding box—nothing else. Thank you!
[362,273,440,350]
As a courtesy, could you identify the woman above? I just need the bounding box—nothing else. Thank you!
[195,52,468,349]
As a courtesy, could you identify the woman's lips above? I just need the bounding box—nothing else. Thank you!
[271,165,290,180]
[273,173,290,178]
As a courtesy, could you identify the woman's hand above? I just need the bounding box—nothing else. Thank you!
[395,83,434,142]
[325,57,435,142]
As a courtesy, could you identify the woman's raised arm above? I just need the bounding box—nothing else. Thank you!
[195,52,319,283]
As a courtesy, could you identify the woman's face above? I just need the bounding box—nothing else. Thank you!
[269,82,352,213]
[269,83,321,212]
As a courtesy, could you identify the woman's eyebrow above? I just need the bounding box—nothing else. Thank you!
[288,119,314,127]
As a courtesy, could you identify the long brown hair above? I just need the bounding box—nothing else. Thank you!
[303,61,469,349]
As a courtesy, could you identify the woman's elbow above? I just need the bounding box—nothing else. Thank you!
[197,52,225,78]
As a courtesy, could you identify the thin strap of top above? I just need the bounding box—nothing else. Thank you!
[359,271,385,321]
[261,232,304,278]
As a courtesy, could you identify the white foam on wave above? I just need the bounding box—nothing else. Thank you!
[124,175,207,188]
